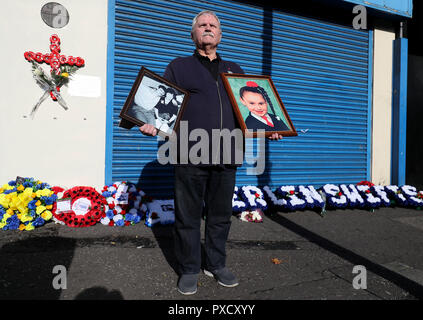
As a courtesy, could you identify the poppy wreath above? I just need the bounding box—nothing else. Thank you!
[52,186,106,227]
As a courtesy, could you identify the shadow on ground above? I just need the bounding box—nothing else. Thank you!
[0,236,75,299]
[74,286,124,300]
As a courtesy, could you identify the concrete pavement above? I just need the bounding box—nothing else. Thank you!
[1,206,423,300]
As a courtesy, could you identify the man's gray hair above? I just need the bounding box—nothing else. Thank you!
[191,10,222,32]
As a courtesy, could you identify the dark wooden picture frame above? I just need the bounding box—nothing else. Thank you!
[119,66,189,137]
[221,73,297,138]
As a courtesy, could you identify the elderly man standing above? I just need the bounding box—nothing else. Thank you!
[139,10,282,295]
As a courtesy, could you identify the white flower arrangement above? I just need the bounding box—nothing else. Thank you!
[238,209,263,223]
[385,185,408,206]
[262,185,324,212]
[298,185,325,209]
[277,186,306,211]
[339,184,365,208]
[255,183,423,213]
[400,185,423,207]
[262,185,287,209]
[239,186,267,211]
[321,184,348,208]
[356,185,381,208]
[372,185,391,206]
[232,186,248,213]
[145,199,175,227]
[99,181,144,227]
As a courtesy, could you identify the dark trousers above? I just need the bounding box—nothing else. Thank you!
[173,165,237,275]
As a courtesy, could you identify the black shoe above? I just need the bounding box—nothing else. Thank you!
[204,267,239,287]
[177,274,198,295]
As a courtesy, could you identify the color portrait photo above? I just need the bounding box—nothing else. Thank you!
[221,74,297,137]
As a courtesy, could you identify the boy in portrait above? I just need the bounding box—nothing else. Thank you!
[239,81,289,131]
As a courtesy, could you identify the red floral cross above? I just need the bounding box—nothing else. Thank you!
[24,34,84,75]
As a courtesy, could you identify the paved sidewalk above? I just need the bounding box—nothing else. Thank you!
[1,206,423,300]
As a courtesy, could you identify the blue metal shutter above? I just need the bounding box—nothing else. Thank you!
[106,0,372,197]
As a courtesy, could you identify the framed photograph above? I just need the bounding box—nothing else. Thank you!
[119,66,189,137]
[221,73,297,138]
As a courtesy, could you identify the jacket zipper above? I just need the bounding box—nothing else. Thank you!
[216,81,223,131]
[215,80,224,164]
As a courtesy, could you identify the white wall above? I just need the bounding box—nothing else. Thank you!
[0,0,108,190]
[371,27,396,185]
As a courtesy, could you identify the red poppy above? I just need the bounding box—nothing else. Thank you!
[24,51,34,61]
[43,54,51,64]
[59,55,67,64]
[35,52,44,63]
[67,56,75,66]
[50,34,60,44]
[50,59,60,70]
[75,57,85,67]
[50,44,60,54]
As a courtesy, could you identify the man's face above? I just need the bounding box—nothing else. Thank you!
[191,14,222,49]
[165,92,173,103]
[157,87,165,96]
[240,91,268,117]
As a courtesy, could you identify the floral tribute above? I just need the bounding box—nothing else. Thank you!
[4,177,423,230]
[235,182,423,217]
[99,182,145,227]
[145,199,175,227]
[52,186,106,227]
[24,34,85,118]
[232,186,248,213]
[238,209,264,223]
[0,177,57,231]
[238,186,268,211]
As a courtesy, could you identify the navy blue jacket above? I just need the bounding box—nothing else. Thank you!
[163,54,244,166]
[245,113,290,131]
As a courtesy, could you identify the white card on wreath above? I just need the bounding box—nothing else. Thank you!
[115,184,129,204]
[72,198,91,216]
[56,198,72,213]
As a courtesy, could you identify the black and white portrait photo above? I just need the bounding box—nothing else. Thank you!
[119,67,188,136]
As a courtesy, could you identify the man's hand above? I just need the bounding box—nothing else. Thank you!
[139,124,158,137]
[268,133,283,140]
